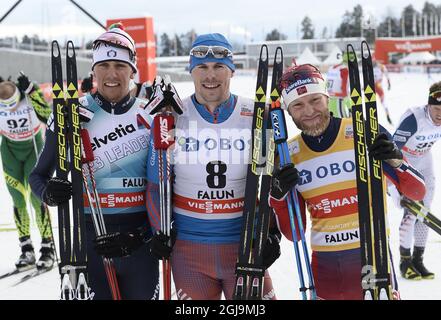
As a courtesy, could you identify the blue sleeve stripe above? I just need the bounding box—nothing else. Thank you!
[383,162,398,184]
[393,113,417,150]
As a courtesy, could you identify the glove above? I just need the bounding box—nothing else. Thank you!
[138,81,153,100]
[94,230,145,258]
[162,75,184,115]
[270,163,299,200]
[17,73,33,94]
[149,228,177,260]
[42,177,72,206]
[0,76,4,83]
[81,73,94,93]
[368,133,403,168]
[262,228,281,269]
[147,75,184,115]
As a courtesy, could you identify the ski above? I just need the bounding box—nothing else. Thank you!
[12,267,54,286]
[269,47,316,300]
[51,40,71,277]
[52,40,92,300]
[347,42,392,300]
[361,41,392,300]
[246,48,278,300]
[64,40,91,300]
[233,44,269,300]
[401,198,441,236]
[0,266,36,280]
[347,44,375,300]
[66,41,87,270]
[64,41,93,300]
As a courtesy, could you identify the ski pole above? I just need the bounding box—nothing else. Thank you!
[268,45,316,300]
[152,111,175,300]
[81,128,122,300]
[270,102,317,300]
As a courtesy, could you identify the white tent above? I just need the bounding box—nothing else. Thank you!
[398,51,437,65]
[323,45,343,66]
[295,47,321,65]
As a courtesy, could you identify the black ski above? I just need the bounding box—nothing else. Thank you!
[361,42,391,300]
[233,45,269,300]
[64,40,90,299]
[51,40,71,275]
[51,40,91,300]
[347,42,392,300]
[247,48,280,300]
[347,44,375,300]
[401,198,441,236]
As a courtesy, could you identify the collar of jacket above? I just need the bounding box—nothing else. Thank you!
[92,91,135,115]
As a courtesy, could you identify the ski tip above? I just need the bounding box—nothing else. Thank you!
[275,47,283,63]
[66,41,76,57]
[361,41,371,59]
[259,45,269,60]
[51,41,61,57]
[346,45,357,63]
[346,44,355,53]
[364,290,373,300]
[379,288,390,300]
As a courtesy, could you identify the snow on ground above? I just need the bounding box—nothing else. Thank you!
[0,72,440,300]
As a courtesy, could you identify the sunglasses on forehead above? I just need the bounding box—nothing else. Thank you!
[190,45,233,59]
[430,90,441,101]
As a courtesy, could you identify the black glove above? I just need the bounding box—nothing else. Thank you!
[148,76,184,115]
[262,228,281,269]
[149,229,177,260]
[0,76,4,83]
[42,177,72,206]
[270,163,299,200]
[81,73,94,93]
[94,230,145,258]
[368,133,403,167]
[17,73,33,93]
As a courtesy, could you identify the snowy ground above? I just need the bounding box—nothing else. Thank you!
[0,72,440,300]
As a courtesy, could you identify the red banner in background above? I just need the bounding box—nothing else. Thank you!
[106,17,157,84]
[375,36,441,64]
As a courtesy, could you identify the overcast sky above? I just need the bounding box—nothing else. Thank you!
[0,0,435,44]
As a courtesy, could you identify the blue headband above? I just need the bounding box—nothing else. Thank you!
[189,33,235,73]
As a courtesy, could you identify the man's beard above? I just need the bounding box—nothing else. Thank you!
[293,110,331,137]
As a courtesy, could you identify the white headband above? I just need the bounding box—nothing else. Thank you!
[92,44,137,73]
[281,78,329,109]
[0,85,20,110]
